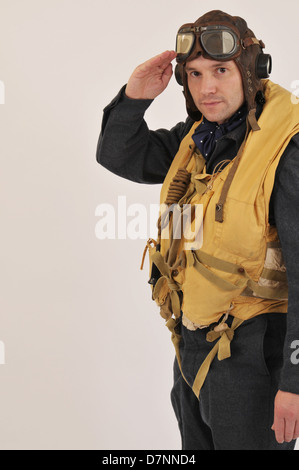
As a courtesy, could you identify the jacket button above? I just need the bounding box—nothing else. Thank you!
[238,267,245,273]
[172,269,179,277]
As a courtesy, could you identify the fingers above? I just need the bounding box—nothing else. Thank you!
[272,419,297,443]
[140,50,177,74]
[272,417,285,444]
[272,405,298,443]
[294,420,299,439]
[285,419,296,442]
[162,62,174,82]
[151,50,177,66]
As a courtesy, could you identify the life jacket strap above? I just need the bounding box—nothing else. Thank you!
[165,317,191,388]
[186,249,288,300]
[151,251,183,319]
[191,316,244,399]
[166,312,244,400]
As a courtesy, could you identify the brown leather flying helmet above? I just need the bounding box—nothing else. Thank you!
[175,10,271,126]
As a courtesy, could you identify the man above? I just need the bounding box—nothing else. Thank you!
[97,10,299,450]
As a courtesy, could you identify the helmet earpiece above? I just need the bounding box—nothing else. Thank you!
[256,53,272,78]
[175,64,184,86]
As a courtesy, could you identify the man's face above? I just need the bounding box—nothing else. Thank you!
[185,55,245,124]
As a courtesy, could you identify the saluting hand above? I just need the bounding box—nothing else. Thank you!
[125,50,177,100]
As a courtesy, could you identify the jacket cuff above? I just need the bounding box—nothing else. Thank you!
[279,345,299,395]
[100,85,153,134]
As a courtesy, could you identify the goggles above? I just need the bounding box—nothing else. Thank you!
[176,24,242,62]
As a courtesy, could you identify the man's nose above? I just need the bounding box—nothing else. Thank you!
[199,75,217,95]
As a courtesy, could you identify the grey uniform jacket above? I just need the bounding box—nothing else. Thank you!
[96,85,299,394]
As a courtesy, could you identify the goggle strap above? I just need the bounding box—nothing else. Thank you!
[242,37,262,49]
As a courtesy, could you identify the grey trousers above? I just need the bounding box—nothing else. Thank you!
[171,313,297,450]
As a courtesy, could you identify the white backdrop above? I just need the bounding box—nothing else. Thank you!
[0,0,298,450]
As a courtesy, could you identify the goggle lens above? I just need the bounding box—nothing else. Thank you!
[176,32,194,56]
[201,30,237,58]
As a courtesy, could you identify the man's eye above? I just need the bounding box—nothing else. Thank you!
[218,67,227,74]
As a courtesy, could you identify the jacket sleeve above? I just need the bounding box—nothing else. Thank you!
[272,133,299,394]
[96,85,194,184]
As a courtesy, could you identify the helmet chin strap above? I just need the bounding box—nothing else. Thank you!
[247,108,260,131]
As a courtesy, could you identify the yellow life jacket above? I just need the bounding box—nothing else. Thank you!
[144,80,299,330]
[141,80,299,398]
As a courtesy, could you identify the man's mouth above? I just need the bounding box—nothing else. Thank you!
[202,101,222,107]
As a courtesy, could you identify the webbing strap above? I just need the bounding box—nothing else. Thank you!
[166,315,244,400]
[215,123,249,223]
[151,251,171,278]
[260,267,287,282]
[186,249,288,300]
[186,249,245,291]
[191,317,244,398]
[165,317,191,387]
[246,279,288,300]
[151,251,181,318]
